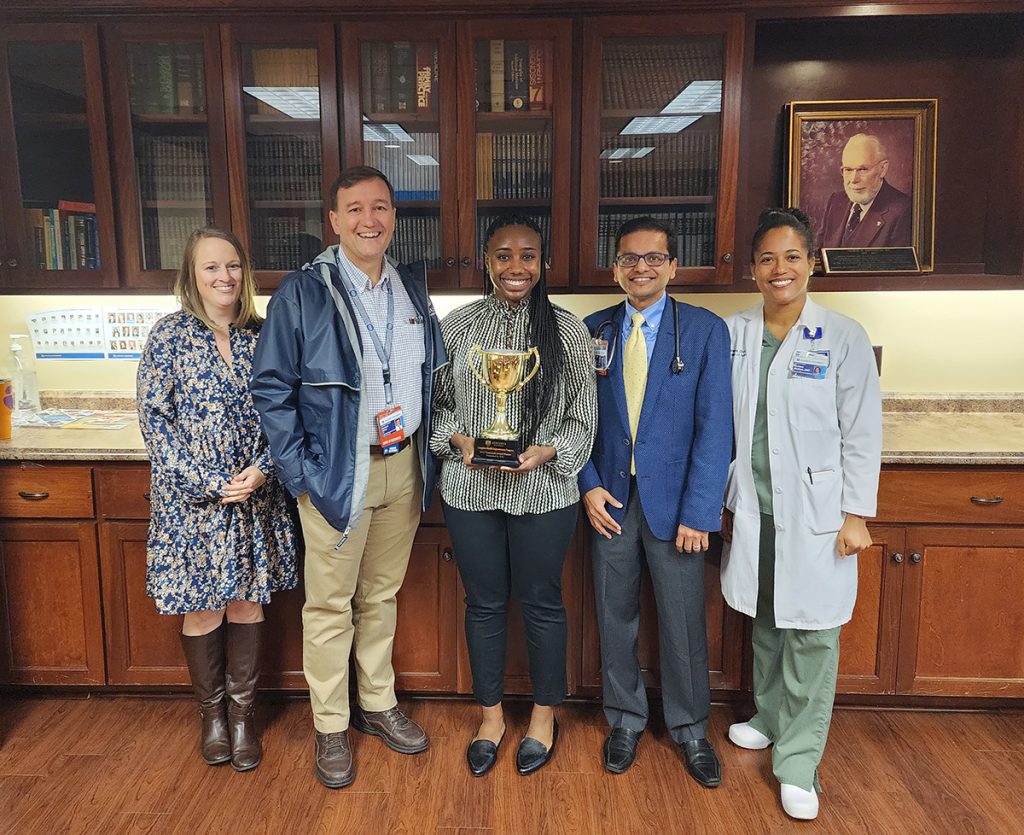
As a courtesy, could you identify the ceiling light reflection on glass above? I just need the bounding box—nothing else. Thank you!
[661,80,723,115]
[600,147,655,160]
[620,115,700,135]
[407,154,439,166]
[242,87,320,119]
[362,120,414,143]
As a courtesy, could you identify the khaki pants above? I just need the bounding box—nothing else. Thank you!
[297,441,422,733]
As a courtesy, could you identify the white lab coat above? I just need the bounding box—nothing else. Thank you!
[720,297,882,629]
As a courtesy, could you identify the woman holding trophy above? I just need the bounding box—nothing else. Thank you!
[431,214,597,777]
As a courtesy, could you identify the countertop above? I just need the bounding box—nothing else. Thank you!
[1,402,1022,465]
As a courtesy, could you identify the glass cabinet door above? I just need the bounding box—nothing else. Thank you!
[580,16,742,286]
[224,25,339,287]
[107,25,228,289]
[341,22,458,288]
[461,20,572,288]
[0,25,118,289]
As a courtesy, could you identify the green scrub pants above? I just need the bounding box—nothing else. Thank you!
[747,514,841,792]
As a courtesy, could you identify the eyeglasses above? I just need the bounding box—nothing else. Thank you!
[840,160,885,177]
[614,251,671,268]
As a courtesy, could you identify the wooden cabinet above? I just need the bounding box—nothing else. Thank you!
[340,20,574,290]
[896,526,1024,698]
[106,22,230,290]
[222,22,340,289]
[577,14,743,288]
[833,469,1024,699]
[0,24,118,290]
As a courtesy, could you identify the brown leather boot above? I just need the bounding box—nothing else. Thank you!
[225,620,263,771]
[179,624,231,766]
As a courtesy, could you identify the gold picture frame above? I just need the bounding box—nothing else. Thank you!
[786,99,937,274]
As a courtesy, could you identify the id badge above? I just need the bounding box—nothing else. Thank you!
[592,338,611,376]
[790,349,831,380]
[376,405,406,453]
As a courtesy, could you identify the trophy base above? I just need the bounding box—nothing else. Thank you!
[471,436,522,468]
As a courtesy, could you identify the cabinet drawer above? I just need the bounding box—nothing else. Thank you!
[0,465,94,518]
[95,466,152,519]
[876,469,1024,524]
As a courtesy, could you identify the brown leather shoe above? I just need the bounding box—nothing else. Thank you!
[352,706,429,754]
[315,730,355,788]
[179,625,231,766]
[225,621,263,772]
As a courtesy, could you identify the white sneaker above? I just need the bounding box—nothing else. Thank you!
[727,721,772,750]
[781,783,819,820]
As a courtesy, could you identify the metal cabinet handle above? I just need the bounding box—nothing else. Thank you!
[143,492,151,502]
[892,551,904,564]
[970,496,1004,505]
[721,252,732,263]
[6,258,17,268]
[444,257,457,268]
[18,490,50,500]
[910,552,923,564]
[460,256,472,268]
[442,548,454,562]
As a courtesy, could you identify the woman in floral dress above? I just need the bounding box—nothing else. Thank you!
[137,227,296,772]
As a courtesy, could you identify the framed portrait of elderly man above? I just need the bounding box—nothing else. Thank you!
[786,99,937,274]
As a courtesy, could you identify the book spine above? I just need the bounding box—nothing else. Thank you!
[489,40,505,112]
[155,44,175,113]
[391,41,415,113]
[505,40,528,111]
[174,45,194,113]
[370,42,390,114]
[474,39,490,112]
[415,43,434,112]
[528,40,548,111]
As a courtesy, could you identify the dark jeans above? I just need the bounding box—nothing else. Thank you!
[442,502,577,706]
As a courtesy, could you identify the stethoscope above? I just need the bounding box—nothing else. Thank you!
[592,296,685,375]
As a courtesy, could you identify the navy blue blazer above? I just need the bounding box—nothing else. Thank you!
[578,298,733,541]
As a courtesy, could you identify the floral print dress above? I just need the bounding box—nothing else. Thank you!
[137,310,297,614]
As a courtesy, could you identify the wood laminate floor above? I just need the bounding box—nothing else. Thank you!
[0,697,1022,834]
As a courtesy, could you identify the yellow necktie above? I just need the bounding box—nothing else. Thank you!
[623,311,648,475]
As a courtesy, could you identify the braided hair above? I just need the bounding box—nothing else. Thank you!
[482,213,565,447]
[750,207,815,262]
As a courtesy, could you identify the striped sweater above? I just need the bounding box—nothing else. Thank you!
[430,295,598,514]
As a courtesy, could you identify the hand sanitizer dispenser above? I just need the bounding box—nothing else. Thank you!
[9,334,40,417]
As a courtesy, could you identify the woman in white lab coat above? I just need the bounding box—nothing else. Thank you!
[720,208,882,821]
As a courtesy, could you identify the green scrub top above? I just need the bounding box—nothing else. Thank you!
[751,324,783,515]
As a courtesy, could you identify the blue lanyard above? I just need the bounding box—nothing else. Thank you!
[338,259,395,406]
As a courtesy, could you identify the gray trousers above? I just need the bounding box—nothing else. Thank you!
[591,485,710,744]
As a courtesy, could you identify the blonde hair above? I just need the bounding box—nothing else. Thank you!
[174,227,261,330]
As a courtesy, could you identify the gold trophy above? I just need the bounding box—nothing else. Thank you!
[467,345,541,466]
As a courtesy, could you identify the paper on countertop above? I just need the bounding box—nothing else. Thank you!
[13,409,138,430]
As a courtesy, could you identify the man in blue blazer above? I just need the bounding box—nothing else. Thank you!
[579,217,732,785]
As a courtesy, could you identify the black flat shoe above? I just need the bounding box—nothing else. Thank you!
[603,727,642,774]
[516,718,558,776]
[466,728,505,777]
[680,737,722,788]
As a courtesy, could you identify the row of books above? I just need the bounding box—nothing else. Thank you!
[474,39,553,113]
[476,131,552,201]
[24,203,101,271]
[387,214,442,269]
[136,134,211,201]
[246,134,322,201]
[361,42,438,114]
[601,40,721,111]
[142,210,212,270]
[598,210,716,268]
[128,43,207,116]
[600,130,719,198]
[362,133,441,201]
[251,215,323,272]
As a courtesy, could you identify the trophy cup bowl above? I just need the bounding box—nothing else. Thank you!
[467,345,540,466]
